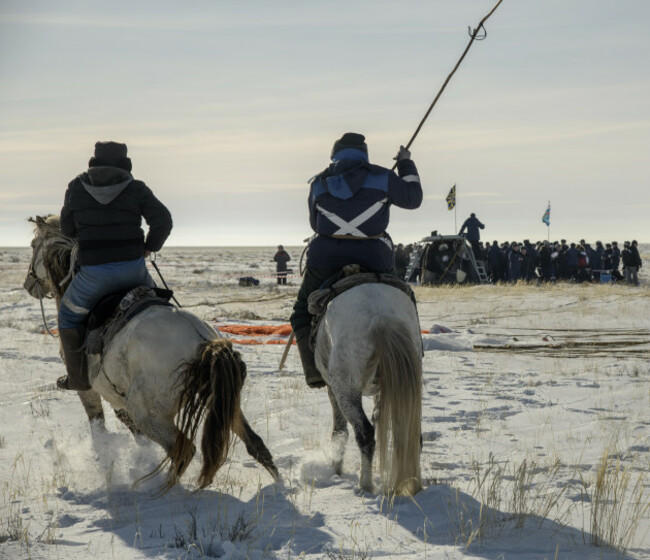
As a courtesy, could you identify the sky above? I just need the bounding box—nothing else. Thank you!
[1,0,649,247]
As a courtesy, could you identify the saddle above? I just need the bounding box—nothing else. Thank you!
[84,286,174,355]
[306,265,417,351]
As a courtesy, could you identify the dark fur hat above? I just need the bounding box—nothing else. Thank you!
[89,141,132,172]
[331,133,367,159]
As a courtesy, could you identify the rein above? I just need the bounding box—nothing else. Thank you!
[35,282,59,338]
[149,252,182,307]
[59,243,79,287]
[26,234,60,338]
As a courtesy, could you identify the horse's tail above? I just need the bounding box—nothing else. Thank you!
[170,338,245,489]
[373,318,422,496]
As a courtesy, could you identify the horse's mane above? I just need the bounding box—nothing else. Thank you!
[30,215,76,299]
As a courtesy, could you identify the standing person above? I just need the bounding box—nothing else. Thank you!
[508,243,523,282]
[488,240,502,283]
[593,241,605,281]
[603,243,613,270]
[577,244,590,282]
[539,241,553,282]
[58,141,173,390]
[611,241,621,272]
[622,241,635,284]
[521,244,535,281]
[551,243,564,281]
[584,242,597,282]
[629,240,642,286]
[458,213,485,261]
[500,241,510,282]
[273,245,291,285]
[290,133,423,388]
[566,243,579,281]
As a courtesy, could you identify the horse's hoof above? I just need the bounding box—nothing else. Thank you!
[56,376,70,390]
[56,375,91,391]
[307,379,327,389]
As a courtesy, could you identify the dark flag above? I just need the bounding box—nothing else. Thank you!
[446,184,456,210]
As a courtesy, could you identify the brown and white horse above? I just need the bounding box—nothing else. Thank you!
[24,215,278,492]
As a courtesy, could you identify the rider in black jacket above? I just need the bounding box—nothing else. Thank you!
[57,141,173,390]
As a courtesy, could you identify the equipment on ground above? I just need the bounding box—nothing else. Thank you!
[404,234,490,285]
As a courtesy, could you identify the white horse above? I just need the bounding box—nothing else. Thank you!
[314,281,423,495]
[24,215,278,492]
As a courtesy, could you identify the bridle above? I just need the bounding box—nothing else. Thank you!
[24,235,59,338]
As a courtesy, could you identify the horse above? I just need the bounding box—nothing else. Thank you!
[313,281,423,495]
[23,215,278,492]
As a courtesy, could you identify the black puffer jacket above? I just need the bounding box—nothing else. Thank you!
[60,167,173,266]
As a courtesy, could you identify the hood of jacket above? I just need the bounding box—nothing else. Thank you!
[79,166,133,205]
[318,149,371,200]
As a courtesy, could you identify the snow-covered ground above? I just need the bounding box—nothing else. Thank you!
[1,245,649,560]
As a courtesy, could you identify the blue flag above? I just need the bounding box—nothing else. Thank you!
[542,203,550,226]
[446,185,456,210]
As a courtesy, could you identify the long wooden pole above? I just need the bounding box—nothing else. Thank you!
[391,0,504,170]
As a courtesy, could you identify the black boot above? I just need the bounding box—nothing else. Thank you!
[57,327,92,391]
[294,327,326,389]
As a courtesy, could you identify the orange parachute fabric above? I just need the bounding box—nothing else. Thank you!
[218,324,293,336]
[216,323,295,345]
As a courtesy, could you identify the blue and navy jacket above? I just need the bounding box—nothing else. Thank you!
[566,247,579,267]
[306,148,422,271]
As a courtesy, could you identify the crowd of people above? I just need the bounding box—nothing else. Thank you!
[476,239,643,285]
[394,238,644,286]
[394,208,643,287]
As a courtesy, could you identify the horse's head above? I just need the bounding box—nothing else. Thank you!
[23,215,71,300]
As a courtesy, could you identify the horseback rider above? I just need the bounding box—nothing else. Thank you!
[290,132,423,388]
[57,141,173,391]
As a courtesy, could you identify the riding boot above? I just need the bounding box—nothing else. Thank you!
[294,327,326,389]
[57,327,92,391]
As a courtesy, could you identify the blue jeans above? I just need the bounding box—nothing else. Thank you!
[58,258,154,329]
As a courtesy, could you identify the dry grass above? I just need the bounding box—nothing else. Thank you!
[444,446,650,554]
[587,449,650,551]
[447,454,571,547]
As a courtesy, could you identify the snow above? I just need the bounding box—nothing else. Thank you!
[1,245,649,560]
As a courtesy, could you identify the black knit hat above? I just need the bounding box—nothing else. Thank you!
[331,132,367,159]
[89,141,132,172]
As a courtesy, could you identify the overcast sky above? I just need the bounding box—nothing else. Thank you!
[1,0,648,247]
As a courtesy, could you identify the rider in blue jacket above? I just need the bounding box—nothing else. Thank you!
[290,133,423,388]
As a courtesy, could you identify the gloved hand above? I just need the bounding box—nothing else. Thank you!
[393,145,411,162]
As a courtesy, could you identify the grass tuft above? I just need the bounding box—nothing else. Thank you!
[587,449,650,551]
